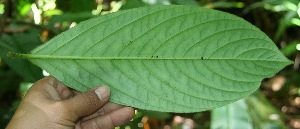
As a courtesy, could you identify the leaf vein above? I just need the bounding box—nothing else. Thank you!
[182,28,266,56]
[73,60,168,110]
[202,61,258,83]
[80,7,178,56]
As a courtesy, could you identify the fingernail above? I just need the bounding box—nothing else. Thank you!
[95,86,110,100]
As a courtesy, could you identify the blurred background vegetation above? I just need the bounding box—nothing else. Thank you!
[0,0,299,128]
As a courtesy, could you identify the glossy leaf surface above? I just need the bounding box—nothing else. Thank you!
[15,6,291,112]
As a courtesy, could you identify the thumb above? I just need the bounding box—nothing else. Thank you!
[62,86,110,120]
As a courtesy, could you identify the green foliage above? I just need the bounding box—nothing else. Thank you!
[246,91,287,129]
[1,0,299,128]
[205,1,244,9]
[56,0,96,12]
[170,0,198,5]
[139,109,171,120]
[0,27,43,82]
[281,41,299,56]
[244,0,300,42]
[211,92,289,129]
[121,0,198,10]
[11,6,291,112]
[121,0,148,10]
[48,12,95,28]
[16,0,35,16]
[0,99,20,129]
[0,69,22,129]
[211,99,253,129]
[0,70,20,98]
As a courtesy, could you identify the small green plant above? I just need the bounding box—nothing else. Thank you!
[9,5,292,113]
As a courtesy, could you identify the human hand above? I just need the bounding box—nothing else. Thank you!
[6,76,135,129]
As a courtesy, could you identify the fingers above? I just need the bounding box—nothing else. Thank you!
[81,103,124,121]
[78,107,135,129]
[61,86,110,121]
[26,76,74,101]
[26,77,60,101]
[27,76,133,129]
[51,77,74,100]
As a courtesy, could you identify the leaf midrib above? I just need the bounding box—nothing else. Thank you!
[11,53,290,63]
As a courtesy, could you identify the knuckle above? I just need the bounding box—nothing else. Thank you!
[51,102,69,115]
[92,121,102,129]
[52,101,67,110]
[48,102,72,123]
[51,101,78,120]
[97,108,106,116]
[109,115,117,127]
[49,102,79,124]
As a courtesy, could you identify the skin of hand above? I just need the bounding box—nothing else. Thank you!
[6,76,135,129]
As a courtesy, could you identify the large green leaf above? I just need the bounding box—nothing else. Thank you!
[10,5,292,112]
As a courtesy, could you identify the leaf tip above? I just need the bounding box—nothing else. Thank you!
[288,60,295,65]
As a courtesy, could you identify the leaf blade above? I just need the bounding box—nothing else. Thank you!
[19,5,291,112]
